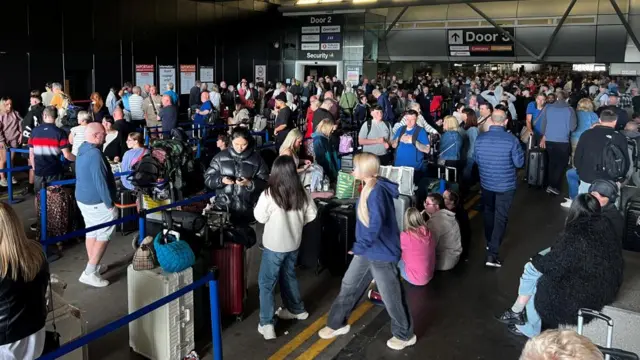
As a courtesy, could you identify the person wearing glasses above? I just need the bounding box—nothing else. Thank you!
[120,132,147,191]
[422,193,462,271]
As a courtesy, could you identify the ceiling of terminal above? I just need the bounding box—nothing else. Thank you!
[278,0,517,12]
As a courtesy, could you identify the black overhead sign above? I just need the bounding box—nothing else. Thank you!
[447,28,515,57]
[299,15,343,61]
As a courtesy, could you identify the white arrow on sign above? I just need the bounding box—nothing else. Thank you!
[448,30,463,45]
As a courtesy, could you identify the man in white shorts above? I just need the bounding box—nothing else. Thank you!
[75,122,118,287]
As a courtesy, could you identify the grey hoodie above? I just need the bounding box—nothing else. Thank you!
[481,85,517,120]
[427,209,462,271]
[540,100,577,143]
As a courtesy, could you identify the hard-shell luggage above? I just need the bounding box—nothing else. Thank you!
[211,242,246,319]
[298,199,331,271]
[36,185,80,243]
[127,265,195,360]
[438,165,460,193]
[394,195,415,232]
[321,204,356,276]
[623,200,640,252]
[577,308,639,360]
[116,189,137,235]
[527,135,547,188]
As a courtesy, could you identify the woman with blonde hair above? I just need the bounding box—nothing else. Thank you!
[439,115,463,170]
[571,98,598,156]
[0,203,49,359]
[312,118,340,182]
[279,129,311,172]
[318,153,416,351]
[520,330,603,360]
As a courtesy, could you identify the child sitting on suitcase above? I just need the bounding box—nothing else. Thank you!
[253,155,318,340]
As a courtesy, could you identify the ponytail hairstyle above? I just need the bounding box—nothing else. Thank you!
[404,207,427,235]
[354,153,380,227]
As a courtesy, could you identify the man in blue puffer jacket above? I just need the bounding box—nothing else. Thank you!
[475,109,525,267]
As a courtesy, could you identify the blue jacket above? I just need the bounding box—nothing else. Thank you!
[440,131,463,161]
[571,110,598,144]
[540,101,577,143]
[377,93,395,123]
[352,177,401,262]
[75,142,117,207]
[474,126,525,192]
[465,126,480,160]
[312,133,340,183]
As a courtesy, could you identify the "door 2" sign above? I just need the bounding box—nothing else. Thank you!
[447,28,515,57]
[299,15,343,60]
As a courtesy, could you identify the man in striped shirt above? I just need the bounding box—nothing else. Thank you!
[28,106,75,230]
[128,86,145,130]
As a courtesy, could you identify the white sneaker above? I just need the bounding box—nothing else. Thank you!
[318,325,350,339]
[258,324,276,340]
[276,307,309,320]
[79,271,109,287]
[97,264,108,275]
[560,198,573,209]
[11,177,17,185]
[0,179,7,187]
[386,335,417,350]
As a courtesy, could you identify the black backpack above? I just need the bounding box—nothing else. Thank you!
[601,134,628,182]
[129,155,164,194]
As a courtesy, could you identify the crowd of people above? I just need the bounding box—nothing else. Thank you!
[0,68,635,358]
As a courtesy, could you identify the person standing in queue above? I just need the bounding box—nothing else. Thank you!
[75,122,118,287]
[318,153,416,351]
[273,92,293,150]
[158,95,177,137]
[474,109,525,268]
[358,105,392,165]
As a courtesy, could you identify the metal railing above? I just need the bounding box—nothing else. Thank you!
[37,187,223,360]
[1,148,31,204]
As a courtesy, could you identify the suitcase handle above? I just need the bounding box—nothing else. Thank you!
[578,308,614,357]
[598,346,640,360]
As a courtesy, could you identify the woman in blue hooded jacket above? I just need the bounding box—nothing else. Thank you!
[317,152,416,351]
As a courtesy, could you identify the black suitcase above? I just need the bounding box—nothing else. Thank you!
[623,201,640,252]
[298,199,332,272]
[578,308,640,360]
[321,204,356,276]
[527,148,547,187]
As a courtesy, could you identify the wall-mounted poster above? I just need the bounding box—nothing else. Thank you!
[135,64,154,87]
[200,66,214,88]
[158,65,176,93]
[180,65,197,95]
[255,65,266,84]
[346,66,360,83]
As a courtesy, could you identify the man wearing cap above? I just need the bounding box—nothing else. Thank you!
[274,92,293,149]
[589,180,623,241]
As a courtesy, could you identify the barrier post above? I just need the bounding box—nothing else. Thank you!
[143,127,149,146]
[209,268,223,360]
[138,210,146,245]
[6,148,14,204]
[265,131,269,144]
[40,185,47,253]
[196,141,202,159]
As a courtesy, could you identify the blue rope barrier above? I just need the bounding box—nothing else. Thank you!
[0,165,31,174]
[9,148,29,154]
[38,272,222,360]
[43,214,139,246]
[144,192,215,215]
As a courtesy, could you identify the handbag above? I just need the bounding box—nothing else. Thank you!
[43,275,61,354]
[335,171,363,199]
[154,230,195,273]
[132,236,158,271]
[520,106,545,143]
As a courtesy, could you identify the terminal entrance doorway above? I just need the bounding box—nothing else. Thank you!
[304,65,337,80]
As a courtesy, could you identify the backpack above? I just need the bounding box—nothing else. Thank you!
[339,134,354,154]
[397,125,424,146]
[601,134,628,182]
[365,119,392,137]
[129,154,164,195]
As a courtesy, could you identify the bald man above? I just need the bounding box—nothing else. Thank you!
[194,91,213,138]
[158,94,177,135]
[75,122,118,287]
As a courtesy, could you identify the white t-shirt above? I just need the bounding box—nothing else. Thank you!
[253,191,318,253]
[70,125,87,156]
[128,94,145,120]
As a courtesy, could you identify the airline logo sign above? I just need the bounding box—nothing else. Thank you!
[447,28,515,57]
[299,15,343,60]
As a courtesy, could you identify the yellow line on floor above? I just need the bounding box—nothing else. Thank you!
[267,313,329,360]
[293,301,375,360]
[464,194,481,210]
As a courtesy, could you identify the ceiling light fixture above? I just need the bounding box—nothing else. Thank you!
[320,0,343,3]
[353,0,377,3]
[297,0,320,4]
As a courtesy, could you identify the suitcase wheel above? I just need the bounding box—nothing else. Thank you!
[235,314,244,322]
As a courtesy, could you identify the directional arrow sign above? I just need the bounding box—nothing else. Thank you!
[448,30,463,45]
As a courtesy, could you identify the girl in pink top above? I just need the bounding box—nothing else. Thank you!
[399,208,436,286]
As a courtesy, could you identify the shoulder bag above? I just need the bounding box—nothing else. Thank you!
[520,107,545,143]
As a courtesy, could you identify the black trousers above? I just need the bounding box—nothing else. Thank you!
[545,141,570,190]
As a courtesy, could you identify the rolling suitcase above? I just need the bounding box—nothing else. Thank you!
[527,135,547,188]
[36,185,79,244]
[321,204,356,276]
[298,199,332,272]
[623,201,640,252]
[577,308,639,360]
[438,165,460,193]
[211,242,246,319]
[394,195,415,232]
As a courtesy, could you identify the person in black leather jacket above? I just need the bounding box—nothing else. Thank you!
[0,202,49,358]
[205,127,269,223]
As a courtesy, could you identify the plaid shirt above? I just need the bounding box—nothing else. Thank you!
[620,93,633,108]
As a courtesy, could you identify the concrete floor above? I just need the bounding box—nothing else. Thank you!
[7,179,574,360]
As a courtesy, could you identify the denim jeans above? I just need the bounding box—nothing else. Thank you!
[327,255,414,341]
[566,168,579,200]
[481,188,516,258]
[258,249,305,326]
[546,141,571,190]
[515,262,543,338]
[398,260,410,284]
[463,157,475,183]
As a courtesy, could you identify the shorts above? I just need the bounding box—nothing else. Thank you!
[77,202,117,241]
[35,174,64,192]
